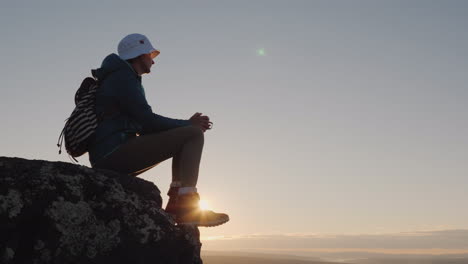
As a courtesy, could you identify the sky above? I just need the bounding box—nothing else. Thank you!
[1,0,468,255]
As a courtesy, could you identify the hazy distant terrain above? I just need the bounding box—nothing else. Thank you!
[357,257,468,264]
[203,255,341,264]
[202,252,468,264]
[202,251,346,264]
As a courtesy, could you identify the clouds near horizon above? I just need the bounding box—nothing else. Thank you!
[203,229,468,254]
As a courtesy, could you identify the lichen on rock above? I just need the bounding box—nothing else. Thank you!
[45,200,121,258]
[2,247,15,262]
[0,189,23,218]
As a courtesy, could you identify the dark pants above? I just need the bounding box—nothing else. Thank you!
[93,126,204,187]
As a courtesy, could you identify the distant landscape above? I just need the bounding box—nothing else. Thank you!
[202,253,341,264]
[202,251,468,264]
[203,256,336,264]
[201,230,468,263]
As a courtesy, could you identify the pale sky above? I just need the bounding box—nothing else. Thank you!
[1,0,468,253]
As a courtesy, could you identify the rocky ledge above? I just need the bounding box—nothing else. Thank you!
[0,157,202,264]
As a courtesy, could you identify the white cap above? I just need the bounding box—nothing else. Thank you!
[117,33,160,60]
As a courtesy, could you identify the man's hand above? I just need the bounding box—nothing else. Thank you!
[189,112,213,132]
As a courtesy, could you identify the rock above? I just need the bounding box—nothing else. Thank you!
[0,157,203,264]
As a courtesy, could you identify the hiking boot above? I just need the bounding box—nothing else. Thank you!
[165,186,180,218]
[165,192,229,227]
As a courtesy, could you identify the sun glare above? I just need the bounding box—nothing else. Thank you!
[199,199,211,210]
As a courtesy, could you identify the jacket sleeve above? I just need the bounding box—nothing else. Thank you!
[115,77,191,134]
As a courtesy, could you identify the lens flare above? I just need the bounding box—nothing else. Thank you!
[257,48,266,56]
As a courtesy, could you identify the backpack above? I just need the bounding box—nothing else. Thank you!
[57,70,100,162]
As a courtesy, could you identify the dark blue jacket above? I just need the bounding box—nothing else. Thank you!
[88,53,190,165]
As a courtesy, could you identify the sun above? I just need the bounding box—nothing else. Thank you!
[199,199,211,210]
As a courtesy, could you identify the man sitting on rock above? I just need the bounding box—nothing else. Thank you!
[88,33,229,227]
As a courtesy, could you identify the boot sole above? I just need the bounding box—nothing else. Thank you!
[177,216,230,227]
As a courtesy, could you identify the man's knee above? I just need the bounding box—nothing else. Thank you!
[187,125,204,139]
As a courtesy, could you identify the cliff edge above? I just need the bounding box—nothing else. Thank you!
[0,157,202,264]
